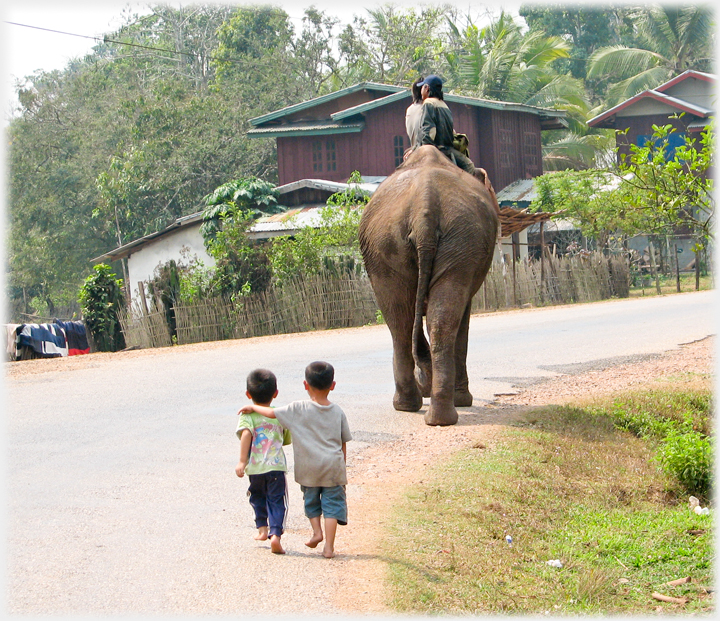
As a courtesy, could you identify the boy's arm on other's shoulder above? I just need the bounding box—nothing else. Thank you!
[238,404,276,418]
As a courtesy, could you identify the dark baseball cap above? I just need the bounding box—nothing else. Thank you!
[419,75,443,89]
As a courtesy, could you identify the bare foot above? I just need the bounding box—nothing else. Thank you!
[322,545,335,559]
[305,533,323,548]
[254,526,268,541]
[270,535,285,555]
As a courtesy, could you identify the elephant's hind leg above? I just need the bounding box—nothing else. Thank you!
[453,302,474,407]
[423,284,468,426]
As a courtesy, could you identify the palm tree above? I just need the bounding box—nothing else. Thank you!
[587,4,714,106]
[200,177,283,243]
[452,11,606,170]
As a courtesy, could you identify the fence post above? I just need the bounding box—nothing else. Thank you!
[674,244,681,292]
[137,281,150,317]
[539,221,546,304]
[648,241,661,295]
[512,235,518,307]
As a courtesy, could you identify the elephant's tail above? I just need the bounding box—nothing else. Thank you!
[411,236,436,395]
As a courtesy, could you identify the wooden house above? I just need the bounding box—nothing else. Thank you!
[248,82,567,192]
[587,70,715,162]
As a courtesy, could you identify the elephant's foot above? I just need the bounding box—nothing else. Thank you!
[424,401,458,426]
[393,386,423,412]
[454,389,473,407]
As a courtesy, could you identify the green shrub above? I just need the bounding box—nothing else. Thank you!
[594,390,713,498]
[78,264,126,352]
[655,429,713,496]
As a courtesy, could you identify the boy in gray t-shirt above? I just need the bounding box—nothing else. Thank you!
[239,361,352,558]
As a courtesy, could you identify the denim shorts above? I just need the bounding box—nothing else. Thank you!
[300,485,347,525]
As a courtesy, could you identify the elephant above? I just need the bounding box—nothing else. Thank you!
[359,145,499,426]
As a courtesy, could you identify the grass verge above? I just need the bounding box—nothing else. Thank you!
[628,273,713,297]
[384,393,714,614]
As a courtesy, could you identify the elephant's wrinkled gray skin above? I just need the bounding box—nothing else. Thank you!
[359,145,499,426]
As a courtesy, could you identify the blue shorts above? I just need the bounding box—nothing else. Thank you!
[300,485,347,525]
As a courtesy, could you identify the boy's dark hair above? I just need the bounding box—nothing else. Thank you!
[305,361,334,390]
[246,368,277,404]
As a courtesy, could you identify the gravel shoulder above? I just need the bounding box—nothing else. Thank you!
[332,336,715,613]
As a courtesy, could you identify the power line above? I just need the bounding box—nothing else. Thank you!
[5,21,196,59]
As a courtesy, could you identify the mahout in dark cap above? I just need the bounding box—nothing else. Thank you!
[419,74,443,90]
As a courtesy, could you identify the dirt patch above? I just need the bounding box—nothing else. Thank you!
[333,336,715,613]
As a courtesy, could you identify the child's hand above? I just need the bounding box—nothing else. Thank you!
[235,462,246,478]
[237,404,255,415]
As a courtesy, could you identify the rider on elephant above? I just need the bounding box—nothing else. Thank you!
[404,78,424,148]
[407,75,499,212]
[412,75,476,174]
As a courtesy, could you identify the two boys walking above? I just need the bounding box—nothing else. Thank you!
[235,361,352,558]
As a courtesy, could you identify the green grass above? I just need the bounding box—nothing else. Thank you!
[628,273,713,297]
[384,399,714,615]
[593,389,714,498]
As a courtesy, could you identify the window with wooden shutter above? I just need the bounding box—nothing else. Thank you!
[326,139,337,171]
[394,135,405,167]
[312,141,323,172]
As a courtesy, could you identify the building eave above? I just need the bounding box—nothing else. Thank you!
[92,212,205,263]
[331,90,411,120]
[248,82,403,126]
[253,81,567,131]
[588,89,713,128]
[655,69,716,94]
[247,120,365,138]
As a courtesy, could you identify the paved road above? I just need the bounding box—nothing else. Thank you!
[6,291,716,615]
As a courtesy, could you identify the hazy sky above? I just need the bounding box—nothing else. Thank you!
[2,0,527,117]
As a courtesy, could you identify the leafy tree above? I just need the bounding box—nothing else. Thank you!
[615,121,714,243]
[326,170,372,207]
[211,5,335,104]
[206,213,273,298]
[7,4,257,321]
[519,4,636,92]
[452,10,603,169]
[78,264,126,352]
[337,4,450,85]
[290,7,343,95]
[456,11,572,102]
[586,4,715,106]
[530,168,634,247]
[269,172,368,284]
[531,121,714,249]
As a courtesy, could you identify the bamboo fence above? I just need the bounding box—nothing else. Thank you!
[118,296,172,349]
[120,252,631,348]
[174,271,378,345]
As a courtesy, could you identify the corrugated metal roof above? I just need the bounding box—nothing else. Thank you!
[250,206,337,234]
[497,173,624,206]
[496,178,538,204]
[276,177,384,196]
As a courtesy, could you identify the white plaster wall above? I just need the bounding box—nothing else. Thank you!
[126,224,214,300]
[494,229,529,264]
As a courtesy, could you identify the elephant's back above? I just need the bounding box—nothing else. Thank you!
[359,151,498,277]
